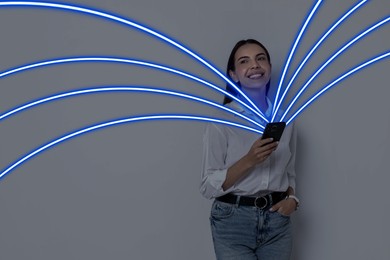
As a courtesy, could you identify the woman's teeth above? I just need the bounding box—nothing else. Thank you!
[249,73,263,79]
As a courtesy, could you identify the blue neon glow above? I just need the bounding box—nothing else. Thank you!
[272,0,323,116]
[0,56,269,123]
[0,114,263,179]
[0,86,266,129]
[271,0,368,122]
[279,16,390,122]
[0,1,264,117]
[285,52,390,125]
[0,1,388,182]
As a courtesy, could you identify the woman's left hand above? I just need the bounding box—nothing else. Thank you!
[269,198,297,216]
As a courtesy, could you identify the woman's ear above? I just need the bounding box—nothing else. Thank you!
[229,70,239,83]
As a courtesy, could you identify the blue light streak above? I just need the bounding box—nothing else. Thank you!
[0,56,269,123]
[272,0,323,116]
[0,114,263,180]
[279,16,390,122]
[0,86,266,129]
[0,1,264,117]
[285,52,390,125]
[271,0,368,122]
[0,1,387,182]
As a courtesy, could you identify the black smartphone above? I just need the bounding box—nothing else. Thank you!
[261,122,286,142]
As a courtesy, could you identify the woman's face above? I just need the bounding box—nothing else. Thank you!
[229,43,271,90]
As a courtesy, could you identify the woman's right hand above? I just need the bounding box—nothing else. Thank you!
[244,138,278,167]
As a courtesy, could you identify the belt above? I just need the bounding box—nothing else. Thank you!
[216,192,287,210]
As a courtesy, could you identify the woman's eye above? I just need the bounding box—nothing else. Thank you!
[239,59,248,64]
[257,56,266,61]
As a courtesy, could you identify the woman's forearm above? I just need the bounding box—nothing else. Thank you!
[222,155,253,191]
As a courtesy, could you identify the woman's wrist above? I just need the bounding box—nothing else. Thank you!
[285,195,300,210]
[241,154,255,171]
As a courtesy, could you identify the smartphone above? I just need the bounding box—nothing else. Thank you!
[261,122,286,142]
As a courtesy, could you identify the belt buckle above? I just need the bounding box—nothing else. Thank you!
[254,196,268,209]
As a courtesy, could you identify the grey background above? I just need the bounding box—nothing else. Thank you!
[0,0,389,259]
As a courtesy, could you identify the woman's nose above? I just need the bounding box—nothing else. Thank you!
[250,59,260,69]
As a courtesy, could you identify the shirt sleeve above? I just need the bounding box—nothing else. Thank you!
[286,122,297,190]
[199,123,234,199]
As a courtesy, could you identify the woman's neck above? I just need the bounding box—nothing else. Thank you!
[241,87,268,113]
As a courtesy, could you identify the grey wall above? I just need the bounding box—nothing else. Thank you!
[0,0,389,259]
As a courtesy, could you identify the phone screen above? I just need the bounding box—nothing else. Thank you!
[261,122,286,142]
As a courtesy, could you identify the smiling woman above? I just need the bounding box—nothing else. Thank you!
[227,40,272,113]
[222,39,272,110]
[201,39,299,260]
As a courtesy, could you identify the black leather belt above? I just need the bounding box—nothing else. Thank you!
[216,192,287,210]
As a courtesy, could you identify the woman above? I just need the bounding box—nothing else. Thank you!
[200,39,299,260]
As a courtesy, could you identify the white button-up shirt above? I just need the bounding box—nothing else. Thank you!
[200,100,297,199]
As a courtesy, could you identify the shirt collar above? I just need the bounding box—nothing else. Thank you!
[227,97,273,120]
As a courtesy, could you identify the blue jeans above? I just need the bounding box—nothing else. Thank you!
[210,200,292,260]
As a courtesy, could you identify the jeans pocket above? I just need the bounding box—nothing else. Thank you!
[210,201,235,220]
[274,211,291,219]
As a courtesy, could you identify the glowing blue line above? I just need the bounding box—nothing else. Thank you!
[0,86,266,129]
[0,56,268,122]
[271,0,368,122]
[272,0,323,116]
[0,1,264,117]
[0,114,263,180]
[280,16,390,122]
[285,52,390,125]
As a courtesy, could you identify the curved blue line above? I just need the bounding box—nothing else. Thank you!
[285,52,390,125]
[0,114,263,180]
[272,0,368,121]
[272,0,323,116]
[280,16,390,122]
[0,56,269,123]
[0,86,266,129]
[0,1,264,117]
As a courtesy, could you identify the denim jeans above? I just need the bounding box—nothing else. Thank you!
[210,200,292,260]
